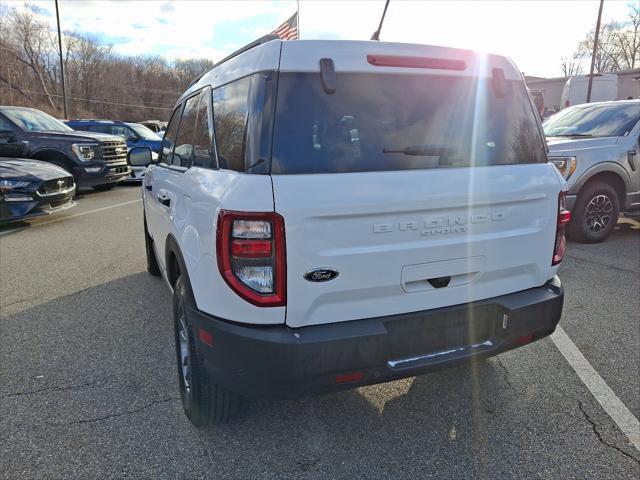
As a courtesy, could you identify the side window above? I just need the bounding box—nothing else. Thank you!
[89,125,111,134]
[0,115,15,131]
[213,76,251,171]
[159,104,183,165]
[192,86,216,169]
[172,95,199,168]
[108,125,135,141]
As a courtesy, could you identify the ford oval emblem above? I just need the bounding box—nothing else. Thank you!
[304,268,339,282]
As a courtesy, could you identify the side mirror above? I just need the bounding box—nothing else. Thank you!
[128,146,153,167]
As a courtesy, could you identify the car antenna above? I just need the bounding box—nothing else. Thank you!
[370,0,391,41]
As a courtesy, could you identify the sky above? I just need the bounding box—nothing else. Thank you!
[4,0,637,78]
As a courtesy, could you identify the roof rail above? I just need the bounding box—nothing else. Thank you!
[187,34,280,89]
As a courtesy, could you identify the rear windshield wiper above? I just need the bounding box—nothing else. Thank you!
[382,144,455,156]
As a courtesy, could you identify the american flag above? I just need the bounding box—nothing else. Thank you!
[272,12,298,40]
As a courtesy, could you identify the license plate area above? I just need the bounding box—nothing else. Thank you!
[383,303,497,369]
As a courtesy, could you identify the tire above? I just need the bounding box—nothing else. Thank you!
[92,183,115,191]
[568,181,620,243]
[173,275,240,427]
[144,218,161,277]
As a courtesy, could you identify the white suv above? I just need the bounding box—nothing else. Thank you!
[132,36,567,426]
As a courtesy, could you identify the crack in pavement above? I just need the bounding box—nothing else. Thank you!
[495,358,517,392]
[50,397,181,426]
[577,400,640,466]
[0,382,96,399]
[1,296,44,309]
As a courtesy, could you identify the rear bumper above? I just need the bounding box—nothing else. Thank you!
[190,277,564,398]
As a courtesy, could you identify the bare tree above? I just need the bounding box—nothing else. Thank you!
[9,8,57,108]
[0,5,220,120]
[616,2,640,69]
[574,3,640,73]
[560,55,584,77]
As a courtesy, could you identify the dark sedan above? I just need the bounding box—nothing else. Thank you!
[0,157,76,223]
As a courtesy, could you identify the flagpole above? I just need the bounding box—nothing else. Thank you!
[297,0,301,38]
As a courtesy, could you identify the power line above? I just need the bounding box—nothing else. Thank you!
[19,89,174,110]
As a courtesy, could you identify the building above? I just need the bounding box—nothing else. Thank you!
[525,68,640,111]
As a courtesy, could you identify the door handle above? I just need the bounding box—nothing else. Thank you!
[157,193,170,206]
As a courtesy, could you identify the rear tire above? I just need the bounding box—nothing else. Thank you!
[144,218,161,277]
[568,181,620,243]
[173,275,240,427]
[92,183,115,191]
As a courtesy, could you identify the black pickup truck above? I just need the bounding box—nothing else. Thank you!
[0,106,130,191]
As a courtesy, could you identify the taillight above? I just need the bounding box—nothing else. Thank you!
[552,192,571,266]
[565,100,570,108]
[216,210,286,307]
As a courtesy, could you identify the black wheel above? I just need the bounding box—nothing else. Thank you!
[568,181,620,243]
[92,183,115,191]
[173,275,240,427]
[144,218,161,277]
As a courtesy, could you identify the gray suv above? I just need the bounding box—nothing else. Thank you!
[545,100,640,242]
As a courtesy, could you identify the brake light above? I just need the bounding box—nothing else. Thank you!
[565,100,570,108]
[216,210,286,307]
[552,192,571,266]
[366,54,466,71]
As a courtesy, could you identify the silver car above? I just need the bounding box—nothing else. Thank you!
[545,100,640,242]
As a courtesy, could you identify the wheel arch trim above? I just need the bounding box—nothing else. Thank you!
[31,148,74,164]
[571,162,630,198]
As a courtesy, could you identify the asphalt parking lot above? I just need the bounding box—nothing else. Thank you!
[1,185,638,479]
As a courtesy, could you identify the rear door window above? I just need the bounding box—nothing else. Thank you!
[192,87,216,169]
[271,73,545,174]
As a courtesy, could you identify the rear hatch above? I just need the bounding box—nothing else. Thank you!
[271,41,562,328]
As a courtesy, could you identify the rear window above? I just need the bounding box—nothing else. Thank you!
[271,73,545,174]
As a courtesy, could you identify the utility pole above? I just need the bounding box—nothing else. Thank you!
[586,0,604,103]
[55,0,68,118]
[7,64,12,104]
[370,0,391,41]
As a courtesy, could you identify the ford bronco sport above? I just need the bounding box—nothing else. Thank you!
[133,37,567,426]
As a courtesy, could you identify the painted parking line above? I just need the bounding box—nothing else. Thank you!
[551,325,640,451]
[0,199,142,237]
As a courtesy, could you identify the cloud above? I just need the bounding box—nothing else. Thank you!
[25,3,52,17]
[4,0,634,76]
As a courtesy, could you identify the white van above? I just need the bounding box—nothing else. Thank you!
[560,73,619,108]
[130,36,567,426]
